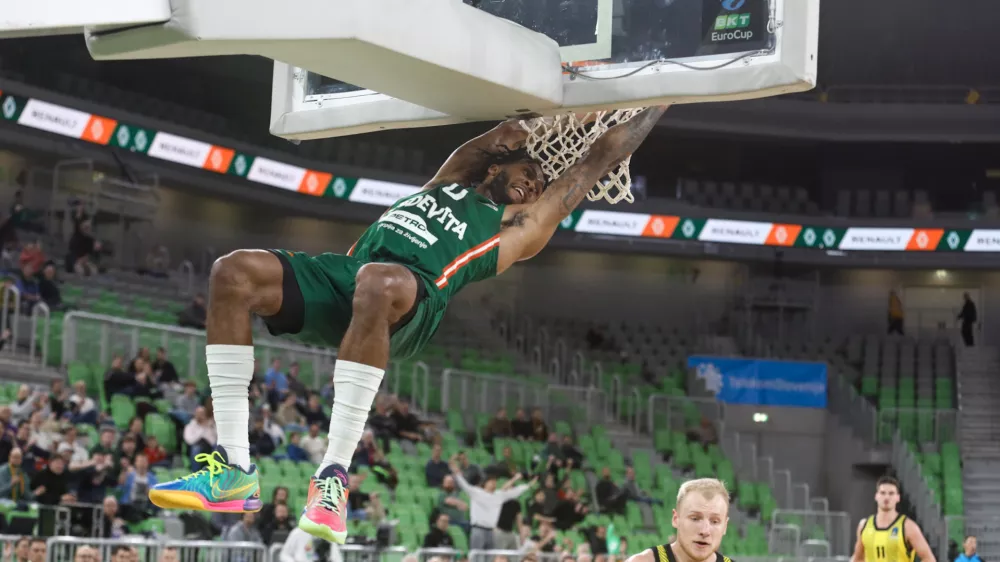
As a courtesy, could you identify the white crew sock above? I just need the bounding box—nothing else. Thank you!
[317,360,384,476]
[206,344,254,471]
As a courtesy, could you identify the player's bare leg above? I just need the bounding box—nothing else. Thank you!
[149,250,283,512]
[299,263,418,543]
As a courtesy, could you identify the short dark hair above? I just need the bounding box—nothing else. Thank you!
[876,476,900,491]
[488,149,548,189]
[30,538,45,546]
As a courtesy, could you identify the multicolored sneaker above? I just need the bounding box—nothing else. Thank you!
[148,446,262,512]
[297,464,349,544]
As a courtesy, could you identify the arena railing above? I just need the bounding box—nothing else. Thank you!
[891,430,947,562]
[59,311,337,389]
[770,509,852,558]
[177,260,195,296]
[30,301,51,366]
[2,284,21,358]
[827,372,878,446]
[46,536,268,562]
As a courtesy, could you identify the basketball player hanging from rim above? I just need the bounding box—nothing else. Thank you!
[626,478,734,562]
[147,106,669,543]
[853,476,936,562]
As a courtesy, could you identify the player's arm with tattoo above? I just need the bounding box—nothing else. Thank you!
[423,120,530,189]
[496,106,668,272]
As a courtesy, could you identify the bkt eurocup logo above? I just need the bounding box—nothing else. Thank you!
[722,0,746,10]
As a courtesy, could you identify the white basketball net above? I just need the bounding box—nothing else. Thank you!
[520,108,646,204]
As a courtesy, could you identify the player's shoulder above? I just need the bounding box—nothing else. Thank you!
[717,551,734,562]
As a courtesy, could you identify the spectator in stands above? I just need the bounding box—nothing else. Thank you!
[152,347,179,386]
[483,408,513,451]
[956,535,981,562]
[958,293,978,347]
[437,474,470,532]
[123,417,147,452]
[620,466,659,505]
[512,409,533,440]
[426,443,450,487]
[300,393,329,428]
[69,200,89,233]
[91,426,116,456]
[494,479,527,549]
[19,241,45,276]
[249,417,277,458]
[177,293,207,330]
[109,545,133,562]
[31,453,73,505]
[583,526,609,556]
[10,386,39,425]
[345,473,384,522]
[183,406,217,469]
[368,395,397,451]
[257,404,285,446]
[0,447,31,501]
[423,513,456,548]
[286,362,308,398]
[261,503,296,545]
[67,381,98,425]
[540,434,566,473]
[61,426,91,468]
[0,405,14,437]
[369,447,399,490]
[14,262,42,314]
[286,431,309,462]
[38,262,63,310]
[225,512,264,544]
[457,450,484,486]
[595,468,624,514]
[120,452,158,516]
[264,358,289,408]
[276,393,307,433]
[130,361,163,400]
[115,434,139,479]
[887,290,904,335]
[531,520,560,554]
[27,539,46,562]
[350,430,377,468]
[71,545,98,562]
[67,219,101,276]
[393,400,433,443]
[104,356,134,397]
[158,547,179,562]
[561,435,584,468]
[48,380,70,419]
[73,450,115,505]
[300,423,327,464]
[449,455,535,550]
[530,409,549,442]
[257,486,289,531]
[144,435,169,467]
[10,537,29,562]
[487,446,520,479]
[171,380,200,425]
[8,191,43,234]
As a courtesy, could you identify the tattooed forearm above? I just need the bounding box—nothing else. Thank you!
[560,182,590,214]
[595,106,669,162]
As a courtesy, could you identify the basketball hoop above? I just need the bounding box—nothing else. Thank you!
[520,108,647,205]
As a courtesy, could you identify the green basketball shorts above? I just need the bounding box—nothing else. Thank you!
[261,249,447,359]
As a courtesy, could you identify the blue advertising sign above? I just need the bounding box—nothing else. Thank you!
[687,356,827,408]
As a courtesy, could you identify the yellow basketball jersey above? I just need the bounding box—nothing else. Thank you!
[861,514,914,562]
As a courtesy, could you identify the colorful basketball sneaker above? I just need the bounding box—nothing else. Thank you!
[148,446,262,512]
[297,464,349,544]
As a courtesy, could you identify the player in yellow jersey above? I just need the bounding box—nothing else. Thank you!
[626,478,733,562]
[853,476,937,562]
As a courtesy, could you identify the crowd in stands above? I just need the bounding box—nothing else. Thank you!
[0,336,660,560]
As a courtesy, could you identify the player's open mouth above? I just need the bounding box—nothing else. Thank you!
[693,541,710,548]
[514,187,525,200]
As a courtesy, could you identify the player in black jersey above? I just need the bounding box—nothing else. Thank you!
[627,478,734,562]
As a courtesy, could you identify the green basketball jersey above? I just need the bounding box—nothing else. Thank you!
[349,183,505,300]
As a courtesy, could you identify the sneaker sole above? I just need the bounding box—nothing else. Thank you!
[298,513,348,544]
[149,490,263,512]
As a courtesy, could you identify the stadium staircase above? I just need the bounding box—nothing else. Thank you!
[955,345,1000,560]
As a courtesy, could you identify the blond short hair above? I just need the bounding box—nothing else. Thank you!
[676,478,731,509]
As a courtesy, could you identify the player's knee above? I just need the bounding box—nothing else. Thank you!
[353,264,414,322]
[210,250,278,306]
